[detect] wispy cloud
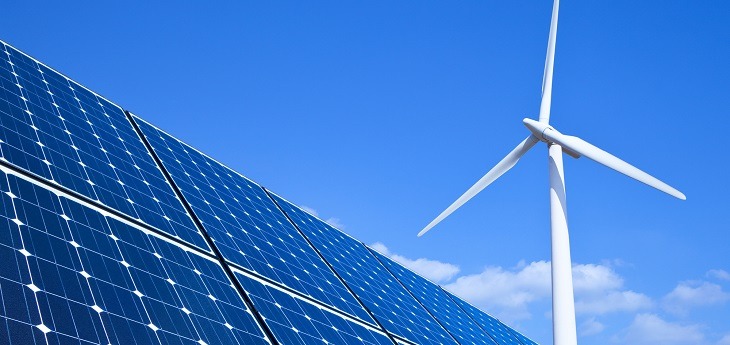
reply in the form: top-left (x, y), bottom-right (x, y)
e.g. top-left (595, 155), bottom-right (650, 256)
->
top-left (707, 269), bottom-right (730, 281)
top-left (300, 206), bottom-right (319, 217)
top-left (370, 243), bottom-right (460, 284)
top-left (300, 206), bottom-right (345, 229)
top-left (579, 317), bottom-right (605, 336)
top-left (662, 281), bottom-right (730, 316)
top-left (620, 313), bottom-right (705, 345)
top-left (325, 217), bottom-right (345, 229)
top-left (576, 290), bottom-right (653, 315)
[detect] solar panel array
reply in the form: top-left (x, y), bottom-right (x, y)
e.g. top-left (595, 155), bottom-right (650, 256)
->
top-left (0, 39), bottom-right (539, 345)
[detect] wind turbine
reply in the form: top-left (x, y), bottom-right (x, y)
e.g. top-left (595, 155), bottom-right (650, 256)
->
top-left (416, 1), bottom-right (685, 344)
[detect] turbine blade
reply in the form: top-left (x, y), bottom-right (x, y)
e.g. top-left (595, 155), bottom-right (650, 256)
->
top-left (418, 135), bottom-right (539, 237)
top-left (548, 132), bottom-right (686, 200)
top-left (538, 0), bottom-right (560, 124)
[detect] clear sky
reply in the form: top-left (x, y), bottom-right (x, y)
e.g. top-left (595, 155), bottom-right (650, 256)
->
top-left (3, 1), bottom-right (729, 344)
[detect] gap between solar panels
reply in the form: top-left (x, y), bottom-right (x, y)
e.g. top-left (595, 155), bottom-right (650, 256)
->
top-left (127, 113), bottom-right (400, 335)
top-left (0, 157), bottom-right (213, 261)
top-left (265, 187), bottom-right (402, 345)
top-left (125, 111), bottom-right (397, 345)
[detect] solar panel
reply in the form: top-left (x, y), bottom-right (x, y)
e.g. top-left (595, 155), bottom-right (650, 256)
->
top-left (269, 193), bottom-right (456, 345)
top-left (0, 41), bottom-right (207, 250)
top-left (0, 40), bottom-right (540, 345)
top-left (132, 117), bottom-right (375, 324)
top-left (0, 168), bottom-right (270, 344)
top-left (236, 272), bottom-right (394, 345)
top-left (444, 290), bottom-right (528, 345)
top-left (370, 249), bottom-right (499, 345)
top-left (508, 328), bottom-right (538, 345)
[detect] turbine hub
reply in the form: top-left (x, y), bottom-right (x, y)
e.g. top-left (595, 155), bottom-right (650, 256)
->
top-left (522, 118), bottom-right (555, 142)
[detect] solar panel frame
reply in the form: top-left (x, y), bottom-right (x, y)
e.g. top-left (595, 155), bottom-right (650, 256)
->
top-left (443, 289), bottom-right (530, 345)
top-left (0, 41), bottom-right (207, 250)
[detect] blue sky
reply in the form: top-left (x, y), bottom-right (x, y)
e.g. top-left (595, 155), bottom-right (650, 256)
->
top-left (3, 1), bottom-right (729, 344)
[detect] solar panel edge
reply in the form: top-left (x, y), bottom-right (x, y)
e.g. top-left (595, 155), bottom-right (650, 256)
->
top-left (264, 188), bottom-right (369, 246)
top-left (124, 111), bottom-right (283, 345)
top-left (440, 286), bottom-right (518, 345)
top-left (366, 246), bottom-right (470, 345)
top-left (442, 288), bottom-right (538, 345)
top-left (0, 40), bottom-right (209, 251)
top-left (368, 242), bottom-right (539, 345)
top-left (130, 113), bottom-right (262, 188)
top-left (0, 39), bottom-right (126, 123)
top-left (264, 187), bottom-right (399, 345)
top-left (131, 113), bottom-right (387, 328)
top-left (266, 193), bottom-right (458, 345)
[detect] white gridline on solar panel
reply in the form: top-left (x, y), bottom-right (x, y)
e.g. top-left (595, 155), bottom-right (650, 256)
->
top-left (0, 164), bottom-right (271, 344)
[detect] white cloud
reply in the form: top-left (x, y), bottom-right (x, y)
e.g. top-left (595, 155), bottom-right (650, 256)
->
top-left (663, 281), bottom-right (730, 316)
top-left (576, 290), bottom-right (653, 315)
top-left (579, 317), bottom-right (605, 336)
top-left (621, 313), bottom-right (705, 345)
top-left (371, 243), bottom-right (461, 284)
top-left (444, 261), bottom-right (551, 321)
top-left (444, 260), bottom-right (651, 322)
top-left (572, 263), bottom-right (624, 294)
top-left (707, 269), bottom-right (730, 281)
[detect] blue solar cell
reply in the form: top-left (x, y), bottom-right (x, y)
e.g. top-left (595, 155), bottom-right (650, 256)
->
top-left (444, 290), bottom-right (530, 345)
top-left (236, 272), bottom-right (393, 345)
top-left (0, 41), bottom-right (207, 250)
top-left (133, 117), bottom-right (374, 324)
top-left (270, 193), bottom-right (456, 345)
top-left (370, 249), bottom-right (499, 345)
top-left (508, 328), bottom-right (538, 345)
top-left (0, 169), bottom-right (270, 345)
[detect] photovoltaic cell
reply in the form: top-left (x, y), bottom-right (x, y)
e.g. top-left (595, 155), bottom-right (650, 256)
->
top-left (270, 193), bottom-right (456, 345)
top-left (133, 117), bottom-right (374, 324)
top-left (444, 290), bottom-right (527, 345)
top-left (0, 169), bottom-right (269, 345)
top-left (370, 249), bottom-right (498, 345)
top-left (0, 41), bottom-right (207, 250)
top-left (508, 328), bottom-right (538, 345)
top-left (236, 273), bottom-right (394, 345)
